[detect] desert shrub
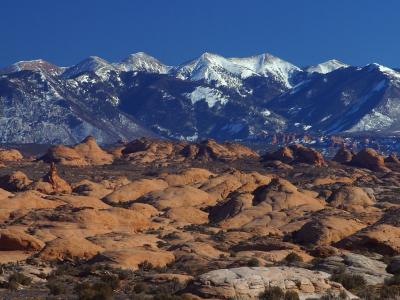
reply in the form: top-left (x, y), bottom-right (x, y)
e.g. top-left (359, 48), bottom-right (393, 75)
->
top-left (380, 285), bottom-right (400, 299)
top-left (330, 272), bottom-right (366, 291)
top-left (74, 281), bottom-right (114, 300)
top-left (52, 263), bottom-right (80, 277)
top-left (247, 258), bottom-right (260, 267)
top-left (47, 279), bottom-right (67, 295)
top-left (284, 252), bottom-right (303, 264)
top-left (355, 285), bottom-right (380, 300)
top-left (138, 260), bottom-right (154, 272)
top-left (318, 289), bottom-right (348, 300)
top-left (318, 290), bottom-right (348, 300)
top-left (7, 272), bottom-right (32, 290)
top-left (385, 273), bottom-right (400, 286)
top-left (101, 274), bottom-right (120, 290)
top-left (284, 290), bottom-right (300, 300)
top-left (133, 282), bottom-right (149, 294)
top-left (259, 286), bottom-right (285, 300)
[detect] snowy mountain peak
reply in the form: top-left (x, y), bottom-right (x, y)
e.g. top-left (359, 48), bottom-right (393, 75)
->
top-left (366, 63), bottom-right (400, 81)
top-left (0, 59), bottom-right (63, 76)
top-left (305, 59), bottom-right (348, 74)
top-left (229, 53), bottom-right (302, 87)
top-left (172, 52), bottom-right (301, 88)
top-left (118, 52), bottom-right (170, 74)
top-left (62, 56), bottom-right (117, 79)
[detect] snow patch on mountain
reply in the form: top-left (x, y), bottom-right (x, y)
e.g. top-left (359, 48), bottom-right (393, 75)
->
top-left (348, 110), bottom-right (394, 132)
top-left (185, 86), bottom-right (228, 107)
top-left (306, 59), bottom-right (348, 74)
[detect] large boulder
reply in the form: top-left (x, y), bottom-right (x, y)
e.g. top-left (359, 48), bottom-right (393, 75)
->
top-left (332, 147), bottom-right (354, 164)
top-left (0, 148), bottom-right (23, 161)
top-left (141, 186), bottom-right (214, 210)
top-left (293, 209), bottom-right (366, 246)
top-left (349, 148), bottom-right (390, 172)
top-left (252, 178), bottom-right (324, 211)
top-left (327, 186), bottom-right (376, 211)
top-left (41, 136), bottom-right (113, 166)
top-left (91, 248), bottom-right (175, 270)
top-left (72, 136), bottom-right (113, 165)
top-left (387, 256), bottom-right (400, 274)
top-left (385, 153), bottom-right (400, 164)
top-left (39, 236), bottom-right (103, 260)
top-left (0, 171), bottom-right (32, 192)
top-left (165, 207), bottom-right (208, 225)
top-left (41, 145), bottom-right (88, 166)
top-left (0, 229), bottom-right (45, 251)
top-left (193, 267), bottom-right (356, 299)
top-left (103, 178), bottom-right (168, 204)
top-left (337, 207), bottom-right (400, 255)
top-left (161, 168), bottom-right (214, 186)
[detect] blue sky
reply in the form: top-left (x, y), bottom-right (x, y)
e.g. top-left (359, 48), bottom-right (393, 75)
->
top-left (1, 0), bottom-right (399, 68)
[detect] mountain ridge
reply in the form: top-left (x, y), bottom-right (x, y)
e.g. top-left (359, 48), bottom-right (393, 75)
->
top-left (1, 51), bottom-right (400, 144)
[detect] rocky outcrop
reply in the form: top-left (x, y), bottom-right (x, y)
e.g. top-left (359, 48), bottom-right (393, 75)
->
top-left (72, 135), bottom-right (114, 165)
top-left (332, 147), bottom-right (354, 164)
top-left (327, 186), bottom-right (376, 211)
top-left (140, 186), bottom-right (214, 210)
top-left (337, 207), bottom-right (400, 255)
top-left (41, 136), bottom-right (113, 166)
top-left (316, 252), bottom-right (392, 285)
top-left (91, 248), bottom-right (175, 270)
top-left (182, 139), bottom-right (259, 161)
top-left (39, 236), bottom-right (104, 260)
top-left (0, 229), bottom-right (45, 251)
top-left (385, 153), bottom-right (400, 164)
top-left (0, 171), bottom-right (32, 192)
top-left (263, 144), bottom-right (326, 166)
top-left (103, 178), bottom-right (168, 204)
top-left (293, 209), bottom-right (366, 246)
top-left (31, 163), bottom-right (72, 194)
top-left (252, 178), bottom-right (324, 211)
top-left (161, 168), bottom-right (215, 186)
top-left (41, 145), bottom-right (88, 166)
top-left (121, 138), bottom-right (259, 164)
top-left (0, 148), bottom-right (23, 161)
top-left (349, 148), bottom-right (390, 172)
top-left (192, 267), bottom-right (356, 299)
top-left (387, 256), bottom-right (400, 274)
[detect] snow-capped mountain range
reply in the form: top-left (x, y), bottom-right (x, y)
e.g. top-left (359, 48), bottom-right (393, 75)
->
top-left (0, 51), bottom-right (399, 144)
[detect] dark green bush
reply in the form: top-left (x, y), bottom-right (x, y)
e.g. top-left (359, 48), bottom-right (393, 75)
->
top-left (380, 285), bottom-right (400, 299)
top-left (138, 260), bottom-right (154, 272)
top-left (247, 258), bottom-right (261, 267)
top-left (101, 274), bottom-right (120, 290)
top-left (330, 272), bottom-right (366, 291)
top-left (7, 272), bottom-right (32, 290)
top-left (74, 281), bottom-right (114, 300)
top-left (47, 280), bottom-right (66, 295)
top-left (133, 282), bottom-right (148, 294)
top-left (259, 286), bottom-right (285, 300)
top-left (284, 290), bottom-right (300, 300)
top-left (385, 273), bottom-right (400, 286)
top-left (284, 252), bottom-right (303, 264)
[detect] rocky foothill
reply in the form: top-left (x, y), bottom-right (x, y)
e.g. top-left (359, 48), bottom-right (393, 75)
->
top-left (0, 138), bottom-right (400, 299)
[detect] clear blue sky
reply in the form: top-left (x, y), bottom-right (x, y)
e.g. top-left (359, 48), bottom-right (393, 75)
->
top-left (1, 0), bottom-right (399, 68)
